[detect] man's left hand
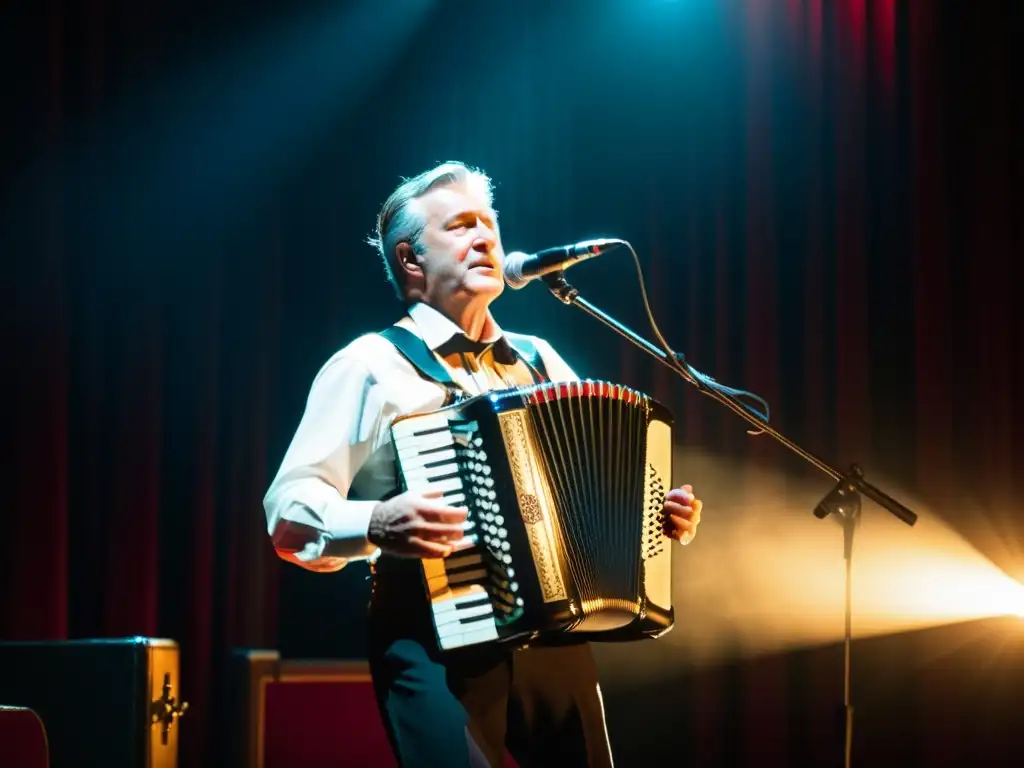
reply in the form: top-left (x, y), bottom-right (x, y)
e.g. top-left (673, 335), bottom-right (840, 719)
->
top-left (664, 485), bottom-right (702, 545)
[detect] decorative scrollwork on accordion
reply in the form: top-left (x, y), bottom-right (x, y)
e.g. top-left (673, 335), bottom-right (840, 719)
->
top-left (519, 495), bottom-right (542, 524)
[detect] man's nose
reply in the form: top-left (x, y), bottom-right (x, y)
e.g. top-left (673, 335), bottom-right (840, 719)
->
top-left (471, 227), bottom-right (496, 252)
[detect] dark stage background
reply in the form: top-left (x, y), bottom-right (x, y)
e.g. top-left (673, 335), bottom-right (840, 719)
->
top-left (2, 1), bottom-right (1022, 765)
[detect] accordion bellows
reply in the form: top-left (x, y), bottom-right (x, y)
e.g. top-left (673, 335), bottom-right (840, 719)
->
top-left (391, 379), bottom-right (675, 651)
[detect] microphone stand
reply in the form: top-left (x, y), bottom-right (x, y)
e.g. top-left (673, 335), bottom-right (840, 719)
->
top-left (542, 271), bottom-right (917, 768)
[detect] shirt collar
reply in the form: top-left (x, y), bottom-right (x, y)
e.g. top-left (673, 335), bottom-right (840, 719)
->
top-left (406, 302), bottom-right (499, 349)
top-left (407, 302), bottom-right (517, 364)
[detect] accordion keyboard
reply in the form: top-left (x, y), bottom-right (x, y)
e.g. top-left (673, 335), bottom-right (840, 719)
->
top-left (392, 411), bottom-right (501, 650)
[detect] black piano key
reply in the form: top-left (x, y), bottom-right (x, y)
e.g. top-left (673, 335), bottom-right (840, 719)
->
top-left (426, 470), bottom-right (461, 483)
top-left (458, 613), bottom-right (497, 626)
top-left (456, 596), bottom-right (492, 610)
top-left (410, 425), bottom-right (453, 438)
top-left (415, 445), bottom-right (451, 459)
top-left (424, 457), bottom-right (458, 469)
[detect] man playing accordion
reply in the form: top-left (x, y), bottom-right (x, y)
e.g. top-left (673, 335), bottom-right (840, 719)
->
top-left (264, 161), bottom-right (703, 767)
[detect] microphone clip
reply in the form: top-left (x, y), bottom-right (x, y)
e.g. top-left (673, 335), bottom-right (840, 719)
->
top-left (542, 271), bottom-right (579, 304)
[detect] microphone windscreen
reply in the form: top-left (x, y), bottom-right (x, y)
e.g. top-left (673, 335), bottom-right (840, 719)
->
top-left (502, 251), bottom-right (531, 289)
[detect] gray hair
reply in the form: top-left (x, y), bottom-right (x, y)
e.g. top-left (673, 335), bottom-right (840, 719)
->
top-left (367, 161), bottom-right (493, 300)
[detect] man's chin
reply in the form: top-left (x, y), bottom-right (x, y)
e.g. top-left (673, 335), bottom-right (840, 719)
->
top-left (465, 275), bottom-right (505, 298)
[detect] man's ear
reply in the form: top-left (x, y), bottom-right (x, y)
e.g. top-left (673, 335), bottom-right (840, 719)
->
top-left (395, 241), bottom-right (423, 283)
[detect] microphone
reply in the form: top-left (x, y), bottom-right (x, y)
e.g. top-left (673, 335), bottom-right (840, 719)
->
top-left (503, 238), bottom-right (624, 289)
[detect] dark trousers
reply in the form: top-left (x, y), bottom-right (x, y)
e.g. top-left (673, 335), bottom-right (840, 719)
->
top-left (368, 560), bottom-right (614, 768)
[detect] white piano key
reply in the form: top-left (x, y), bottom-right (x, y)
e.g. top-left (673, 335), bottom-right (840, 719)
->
top-left (431, 589), bottom-right (486, 610)
top-left (435, 612), bottom-right (495, 637)
top-left (432, 597), bottom-right (491, 621)
top-left (433, 476), bottom-right (465, 494)
top-left (397, 447), bottom-right (455, 466)
top-left (392, 414), bottom-right (451, 438)
top-left (431, 584), bottom-right (488, 612)
top-left (434, 599), bottom-right (494, 625)
top-left (394, 427), bottom-right (453, 444)
top-left (396, 432), bottom-right (455, 457)
top-left (402, 476), bottom-right (463, 495)
top-left (398, 447), bottom-right (458, 469)
top-left (401, 465), bottom-right (461, 484)
top-left (433, 599), bottom-right (489, 627)
top-left (439, 623), bottom-right (500, 650)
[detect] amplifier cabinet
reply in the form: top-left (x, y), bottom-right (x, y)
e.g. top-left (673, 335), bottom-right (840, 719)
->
top-left (229, 650), bottom-right (394, 768)
top-left (0, 637), bottom-right (186, 768)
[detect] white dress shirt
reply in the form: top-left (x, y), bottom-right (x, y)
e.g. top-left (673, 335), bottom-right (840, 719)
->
top-left (263, 302), bottom-right (578, 572)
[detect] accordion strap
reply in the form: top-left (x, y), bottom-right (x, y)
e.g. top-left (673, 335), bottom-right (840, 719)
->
top-left (504, 332), bottom-right (549, 384)
top-left (377, 326), bottom-right (550, 400)
top-left (378, 325), bottom-right (460, 391)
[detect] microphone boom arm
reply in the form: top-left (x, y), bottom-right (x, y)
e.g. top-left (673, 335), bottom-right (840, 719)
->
top-left (541, 270), bottom-right (918, 527)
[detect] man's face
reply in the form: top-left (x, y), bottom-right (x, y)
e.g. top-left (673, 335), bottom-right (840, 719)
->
top-left (407, 181), bottom-right (505, 303)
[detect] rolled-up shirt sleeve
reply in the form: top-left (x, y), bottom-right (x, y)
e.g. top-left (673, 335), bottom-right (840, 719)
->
top-left (263, 352), bottom-right (388, 572)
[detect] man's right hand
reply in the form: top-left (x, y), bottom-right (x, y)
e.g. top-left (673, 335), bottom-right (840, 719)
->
top-left (368, 488), bottom-right (469, 558)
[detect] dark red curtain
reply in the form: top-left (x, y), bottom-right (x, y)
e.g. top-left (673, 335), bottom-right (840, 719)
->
top-left (3, 1), bottom-right (1021, 765)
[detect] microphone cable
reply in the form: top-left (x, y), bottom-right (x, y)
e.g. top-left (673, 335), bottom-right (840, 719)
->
top-left (619, 241), bottom-right (771, 435)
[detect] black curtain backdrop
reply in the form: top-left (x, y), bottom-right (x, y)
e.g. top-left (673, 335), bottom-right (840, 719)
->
top-left (3, 1), bottom-right (1021, 765)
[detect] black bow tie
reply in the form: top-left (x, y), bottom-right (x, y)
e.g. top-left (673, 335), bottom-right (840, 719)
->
top-left (435, 334), bottom-right (519, 365)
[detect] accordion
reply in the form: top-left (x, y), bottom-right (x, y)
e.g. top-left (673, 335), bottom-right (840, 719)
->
top-left (390, 379), bottom-right (675, 651)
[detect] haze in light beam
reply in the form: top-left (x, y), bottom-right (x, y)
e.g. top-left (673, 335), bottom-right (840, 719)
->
top-left (593, 448), bottom-right (1024, 687)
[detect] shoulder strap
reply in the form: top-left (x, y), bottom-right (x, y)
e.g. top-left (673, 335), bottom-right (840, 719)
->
top-left (378, 326), bottom-right (459, 390)
top-left (379, 325), bottom-right (550, 390)
top-left (505, 332), bottom-right (549, 383)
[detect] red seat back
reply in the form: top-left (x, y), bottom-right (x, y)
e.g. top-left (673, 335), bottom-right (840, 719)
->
top-left (0, 706), bottom-right (50, 768)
